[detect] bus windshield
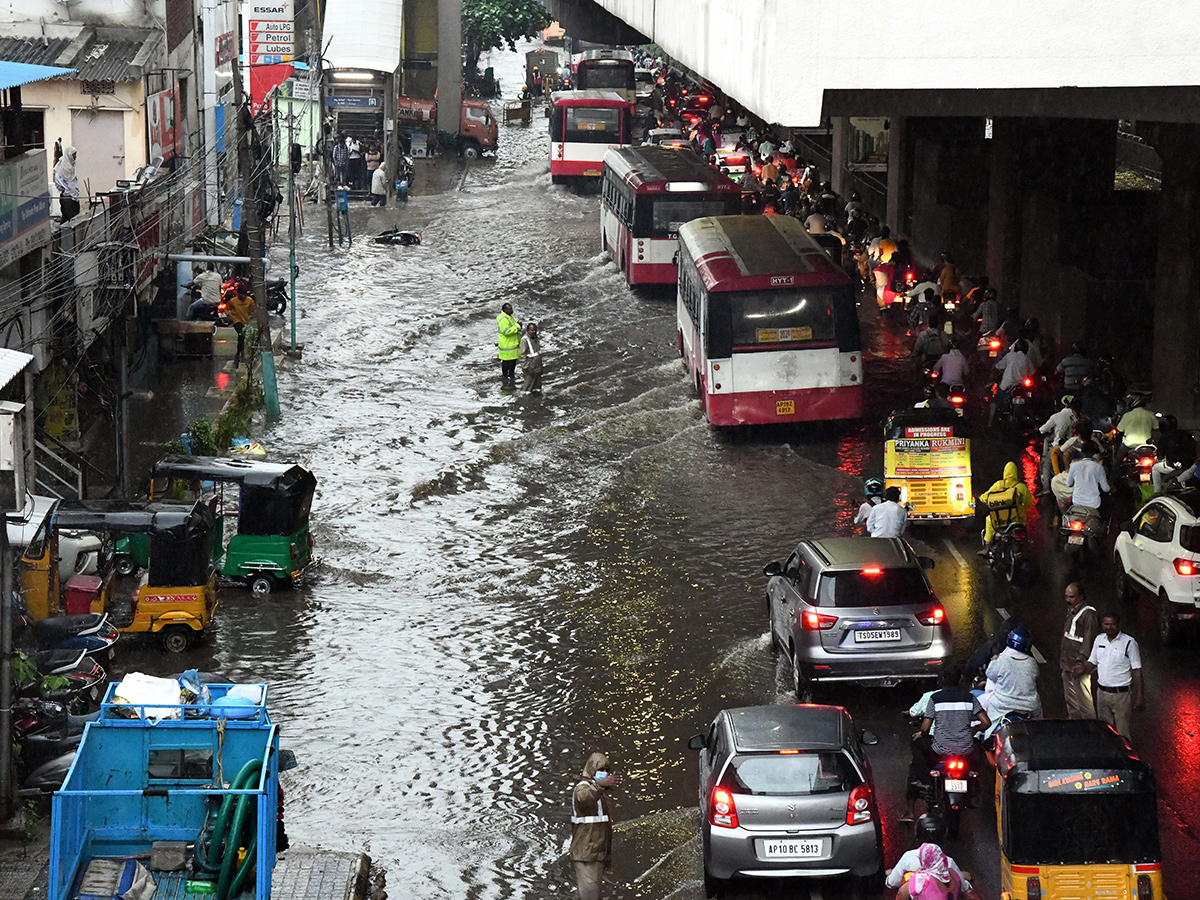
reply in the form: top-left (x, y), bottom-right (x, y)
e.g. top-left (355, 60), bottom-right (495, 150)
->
top-left (565, 107), bottom-right (625, 143)
top-left (644, 197), bottom-right (739, 239)
top-left (1006, 792), bottom-right (1160, 865)
top-left (581, 64), bottom-right (633, 90)
top-left (724, 288), bottom-right (837, 348)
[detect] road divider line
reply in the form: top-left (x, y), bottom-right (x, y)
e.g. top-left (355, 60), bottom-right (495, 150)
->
top-left (942, 537), bottom-right (968, 569)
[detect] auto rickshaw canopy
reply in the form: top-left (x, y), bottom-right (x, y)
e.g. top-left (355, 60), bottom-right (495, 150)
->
top-left (994, 719), bottom-right (1161, 867)
top-left (884, 406), bottom-right (968, 440)
top-left (50, 499), bottom-right (215, 588)
top-left (152, 456), bottom-right (316, 537)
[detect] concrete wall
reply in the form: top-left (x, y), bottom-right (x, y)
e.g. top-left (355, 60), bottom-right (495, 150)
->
top-left (435, 0), bottom-right (462, 137)
top-left (11, 0), bottom-right (161, 26)
top-left (591, 0), bottom-right (1200, 125)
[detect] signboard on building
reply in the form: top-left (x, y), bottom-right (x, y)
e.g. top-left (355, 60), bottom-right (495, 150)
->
top-left (248, 0), bottom-right (294, 66)
top-left (0, 150), bottom-right (51, 271)
top-left (147, 86), bottom-right (180, 162)
top-left (216, 30), bottom-right (236, 67)
top-left (326, 96), bottom-right (381, 108)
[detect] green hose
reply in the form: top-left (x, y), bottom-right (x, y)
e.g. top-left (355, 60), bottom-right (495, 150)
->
top-left (196, 758), bottom-right (263, 898)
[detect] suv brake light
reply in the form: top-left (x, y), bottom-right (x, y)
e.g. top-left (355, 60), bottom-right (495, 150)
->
top-left (710, 786), bottom-right (738, 828)
top-left (802, 611), bottom-right (838, 631)
top-left (1174, 558), bottom-right (1197, 576)
top-left (846, 783), bottom-right (874, 825)
top-left (917, 607), bottom-right (945, 626)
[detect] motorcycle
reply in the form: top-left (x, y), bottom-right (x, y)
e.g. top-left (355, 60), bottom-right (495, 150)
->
top-left (977, 330), bottom-right (1004, 360)
top-left (948, 382), bottom-right (967, 416)
top-left (17, 750), bottom-right (77, 798)
top-left (1122, 442), bottom-right (1157, 490)
top-left (17, 649), bottom-right (107, 713)
top-left (13, 697), bottom-right (97, 773)
top-left (991, 376), bottom-right (1044, 432)
top-left (373, 229), bottom-right (422, 246)
top-left (27, 612), bottom-right (120, 663)
top-left (1060, 504), bottom-right (1107, 557)
top-left (919, 753), bottom-right (980, 841)
top-left (985, 522), bottom-right (1028, 584)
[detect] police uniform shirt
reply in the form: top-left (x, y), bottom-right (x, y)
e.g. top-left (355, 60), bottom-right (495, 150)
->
top-left (1087, 631), bottom-right (1142, 688)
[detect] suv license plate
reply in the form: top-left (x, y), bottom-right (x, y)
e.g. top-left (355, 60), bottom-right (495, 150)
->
top-left (776, 400), bottom-right (795, 416)
top-left (761, 839), bottom-right (821, 859)
top-left (855, 628), bottom-right (902, 643)
top-left (945, 778), bottom-right (968, 793)
top-left (1067, 534), bottom-right (1085, 546)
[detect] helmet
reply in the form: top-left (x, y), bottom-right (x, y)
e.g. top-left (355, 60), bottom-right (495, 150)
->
top-left (983, 287), bottom-right (998, 301)
top-left (1007, 626), bottom-right (1034, 655)
top-left (864, 477), bottom-right (884, 498)
top-left (916, 813), bottom-right (945, 843)
top-left (1160, 414), bottom-right (1178, 433)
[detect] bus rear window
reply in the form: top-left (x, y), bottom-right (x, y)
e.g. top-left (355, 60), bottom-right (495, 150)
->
top-left (816, 568), bottom-right (932, 608)
top-left (581, 65), bottom-right (632, 90)
top-left (566, 108), bottom-right (621, 142)
top-left (646, 197), bottom-right (740, 239)
top-left (729, 289), bottom-right (836, 347)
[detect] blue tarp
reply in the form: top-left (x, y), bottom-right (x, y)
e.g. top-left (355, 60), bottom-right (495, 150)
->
top-left (0, 59), bottom-right (75, 90)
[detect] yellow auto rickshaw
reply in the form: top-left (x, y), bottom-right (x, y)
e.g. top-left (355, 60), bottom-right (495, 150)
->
top-left (21, 500), bottom-right (218, 652)
top-left (994, 719), bottom-right (1168, 900)
top-left (884, 407), bottom-right (974, 521)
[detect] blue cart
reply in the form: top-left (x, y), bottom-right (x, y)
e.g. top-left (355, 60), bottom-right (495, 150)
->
top-left (51, 681), bottom-right (284, 900)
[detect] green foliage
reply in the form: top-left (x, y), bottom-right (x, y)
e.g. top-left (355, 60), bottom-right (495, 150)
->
top-left (462, 0), bottom-right (550, 74)
top-left (23, 798), bottom-right (40, 843)
top-left (216, 376), bottom-right (264, 451)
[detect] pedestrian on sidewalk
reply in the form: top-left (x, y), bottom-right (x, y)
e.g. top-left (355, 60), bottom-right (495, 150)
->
top-left (496, 303), bottom-right (521, 382)
top-left (1084, 613), bottom-right (1143, 739)
top-left (519, 322), bottom-right (543, 392)
top-left (54, 145), bottom-right (80, 222)
top-left (225, 281), bottom-right (256, 368)
top-left (332, 136), bottom-right (349, 187)
top-left (1060, 583), bottom-right (1099, 719)
top-left (570, 752), bottom-right (621, 900)
top-left (370, 162), bottom-right (388, 207)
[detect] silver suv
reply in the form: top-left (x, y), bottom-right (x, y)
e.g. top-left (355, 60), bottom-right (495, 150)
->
top-left (764, 537), bottom-right (952, 700)
top-left (688, 704), bottom-right (883, 896)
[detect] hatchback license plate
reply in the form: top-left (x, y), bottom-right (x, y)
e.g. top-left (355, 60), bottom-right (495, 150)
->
top-left (761, 839), bottom-right (821, 859)
top-left (1067, 534), bottom-right (1084, 546)
top-left (855, 628), bottom-right (901, 643)
top-left (945, 778), bottom-right (968, 793)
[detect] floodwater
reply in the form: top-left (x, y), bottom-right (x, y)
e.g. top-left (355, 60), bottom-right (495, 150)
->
top-left (114, 40), bottom-right (1200, 900)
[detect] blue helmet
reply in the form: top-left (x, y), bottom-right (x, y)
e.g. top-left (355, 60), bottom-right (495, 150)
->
top-left (1007, 626), bottom-right (1034, 655)
top-left (864, 477), bottom-right (885, 498)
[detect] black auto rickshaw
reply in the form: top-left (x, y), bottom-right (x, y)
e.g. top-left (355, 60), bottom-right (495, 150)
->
top-left (21, 500), bottom-right (218, 652)
top-left (149, 456), bottom-right (317, 597)
top-left (994, 719), bottom-right (1168, 900)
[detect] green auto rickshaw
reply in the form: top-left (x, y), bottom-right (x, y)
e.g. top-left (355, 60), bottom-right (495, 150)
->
top-left (142, 456), bottom-right (317, 598)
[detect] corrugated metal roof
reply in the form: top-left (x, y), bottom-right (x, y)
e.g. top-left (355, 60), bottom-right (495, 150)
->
top-left (0, 28), bottom-right (159, 84)
top-left (0, 349), bottom-right (34, 393)
top-left (324, 0), bottom-right (403, 73)
top-left (73, 33), bottom-right (157, 83)
top-left (0, 59), bottom-right (75, 90)
top-left (0, 38), bottom-right (73, 68)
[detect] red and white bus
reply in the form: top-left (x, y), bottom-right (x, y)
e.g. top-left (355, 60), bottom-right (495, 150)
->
top-left (548, 91), bottom-right (636, 183)
top-left (575, 48), bottom-right (637, 104)
top-left (677, 215), bottom-right (864, 426)
top-left (600, 146), bottom-right (740, 286)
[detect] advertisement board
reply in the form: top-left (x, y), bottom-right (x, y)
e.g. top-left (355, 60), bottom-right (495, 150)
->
top-left (0, 151), bottom-right (51, 271)
top-left (247, 0), bottom-right (294, 66)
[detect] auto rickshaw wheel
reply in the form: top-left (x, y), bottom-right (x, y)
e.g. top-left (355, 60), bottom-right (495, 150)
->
top-left (160, 625), bottom-right (195, 653)
top-left (250, 574), bottom-right (275, 598)
top-left (115, 554), bottom-right (136, 576)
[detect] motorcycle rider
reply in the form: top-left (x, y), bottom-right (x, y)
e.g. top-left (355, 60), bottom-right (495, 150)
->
top-left (1150, 414), bottom-right (1198, 491)
top-left (185, 264), bottom-right (224, 320)
top-left (1055, 342), bottom-right (1095, 397)
top-left (867, 486), bottom-right (908, 538)
top-left (887, 832), bottom-right (973, 894)
top-left (854, 477), bottom-right (885, 527)
top-left (1065, 440), bottom-right (1110, 515)
top-left (977, 461), bottom-right (1035, 555)
top-left (1039, 397), bottom-right (1083, 493)
top-left (982, 627), bottom-right (1042, 735)
top-left (913, 315), bottom-right (950, 365)
top-left (1077, 374), bottom-right (1116, 432)
top-left (987, 339), bottom-right (1035, 429)
top-left (973, 287), bottom-right (1001, 336)
top-left (932, 341), bottom-right (969, 385)
top-left (904, 668), bottom-right (990, 823)
top-left (1116, 390), bottom-right (1155, 470)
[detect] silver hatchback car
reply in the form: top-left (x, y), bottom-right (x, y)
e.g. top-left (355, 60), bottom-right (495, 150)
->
top-left (688, 705), bottom-right (883, 896)
top-left (764, 537), bottom-right (952, 700)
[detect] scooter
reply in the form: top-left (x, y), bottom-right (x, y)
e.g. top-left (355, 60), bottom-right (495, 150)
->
top-left (17, 751), bottom-right (77, 797)
top-left (28, 612), bottom-right (120, 663)
top-left (1060, 505), bottom-right (1107, 557)
top-left (977, 331), bottom-right (1004, 360)
top-left (373, 229), bottom-right (422, 246)
top-left (13, 697), bottom-right (97, 772)
top-left (919, 754), bottom-right (980, 841)
top-left (17, 649), bottom-right (107, 713)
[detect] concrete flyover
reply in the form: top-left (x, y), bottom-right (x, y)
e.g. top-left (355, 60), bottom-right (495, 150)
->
top-left (557, 0), bottom-right (1200, 424)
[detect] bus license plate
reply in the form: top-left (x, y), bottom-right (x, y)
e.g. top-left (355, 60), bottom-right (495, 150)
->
top-left (945, 779), bottom-right (968, 793)
top-left (776, 400), bottom-right (795, 416)
top-left (1067, 534), bottom-right (1085, 546)
top-left (761, 839), bottom-right (821, 859)
top-left (855, 629), bottom-right (901, 643)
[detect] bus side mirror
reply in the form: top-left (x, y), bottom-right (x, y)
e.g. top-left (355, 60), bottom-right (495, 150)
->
top-left (687, 734), bottom-right (705, 750)
top-left (861, 730), bottom-right (878, 746)
top-left (919, 556), bottom-right (935, 570)
top-left (763, 561), bottom-right (783, 578)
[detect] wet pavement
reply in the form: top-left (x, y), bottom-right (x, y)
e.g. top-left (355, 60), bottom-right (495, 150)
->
top-left (107, 40), bottom-right (1200, 900)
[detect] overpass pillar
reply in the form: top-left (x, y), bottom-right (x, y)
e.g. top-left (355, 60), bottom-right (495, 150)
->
top-left (831, 117), bottom-right (850, 199)
top-left (886, 116), bottom-right (910, 236)
top-left (1150, 124), bottom-right (1200, 425)
top-left (986, 118), bottom-right (1023, 308)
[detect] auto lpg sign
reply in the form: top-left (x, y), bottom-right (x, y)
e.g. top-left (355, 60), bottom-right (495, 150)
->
top-left (248, 0), bottom-right (294, 65)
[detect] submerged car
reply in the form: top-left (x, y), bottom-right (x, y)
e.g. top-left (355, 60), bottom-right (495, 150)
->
top-left (764, 537), bottom-right (951, 700)
top-left (689, 704), bottom-right (883, 895)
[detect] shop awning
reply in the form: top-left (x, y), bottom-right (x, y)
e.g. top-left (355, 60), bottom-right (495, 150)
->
top-left (0, 348), bottom-right (34, 392)
top-left (0, 59), bottom-right (75, 91)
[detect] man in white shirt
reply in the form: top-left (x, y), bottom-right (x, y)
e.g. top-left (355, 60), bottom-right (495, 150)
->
top-left (1084, 614), bottom-right (1143, 739)
top-left (988, 339), bottom-right (1035, 428)
top-left (1038, 398), bottom-right (1081, 494)
top-left (1065, 443), bottom-right (1110, 512)
top-left (185, 265), bottom-right (224, 319)
top-left (867, 487), bottom-right (907, 538)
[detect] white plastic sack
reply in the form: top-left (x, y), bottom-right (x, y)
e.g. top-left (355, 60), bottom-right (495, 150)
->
top-left (111, 672), bottom-right (183, 722)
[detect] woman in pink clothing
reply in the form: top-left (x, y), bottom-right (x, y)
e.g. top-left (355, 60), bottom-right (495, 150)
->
top-left (896, 844), bottom-right (964, 900)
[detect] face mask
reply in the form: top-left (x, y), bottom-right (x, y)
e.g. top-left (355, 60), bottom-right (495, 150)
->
top-left (594, 770), bottom-right (608, 782)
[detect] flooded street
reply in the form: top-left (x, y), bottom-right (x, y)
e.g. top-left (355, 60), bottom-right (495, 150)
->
top-left (112, 41), bottom-right (1200, 900)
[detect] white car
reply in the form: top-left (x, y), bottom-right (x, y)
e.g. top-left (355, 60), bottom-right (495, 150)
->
top-left (8, 493), bottom-right (102, 582)
top-left (1113, 490), bottom-right (1200, 643)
